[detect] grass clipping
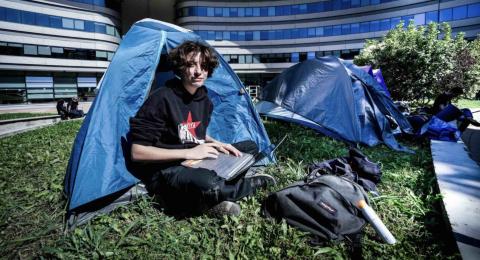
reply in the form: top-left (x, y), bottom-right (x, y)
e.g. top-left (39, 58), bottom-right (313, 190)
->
top-left (0, 120), bottom-right (459, 259)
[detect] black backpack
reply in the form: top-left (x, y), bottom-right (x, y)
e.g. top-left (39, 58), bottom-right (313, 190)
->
top-left (262, 175), bottom-right (369, 243)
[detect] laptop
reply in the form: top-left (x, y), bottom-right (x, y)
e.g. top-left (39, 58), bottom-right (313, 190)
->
top-left (181, 135), bottom-right (288, 181)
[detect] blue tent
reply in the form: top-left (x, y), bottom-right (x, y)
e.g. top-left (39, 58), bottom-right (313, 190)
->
top-left (256, 56), bottom-right (412, 152)
top-left (64, 19), bottom-right (274, 227)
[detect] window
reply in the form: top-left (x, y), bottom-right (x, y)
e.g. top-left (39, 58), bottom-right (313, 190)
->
top-left (351, 0), bottom-right (361, 8)
top-left (260, 7), bottom-right (268, 16)
top-left (0, 7), bottom-right (5, 21)
top-left (275, 30), bottom-right (282, 40)
top-left (299, 4), bottom-right (307, 14)
top-left (351, 23), bottom-right (360, 33)
top-left (268, 7), bottom-right (275, 16)
top-left (62, 18), bottom-right (74, 29)
top-left (223, 31), bottom-right (230, 40)
top-left (370, 20), bottom-right (380, 31)
top-left (283, 29), bottom-right (291, 39)
top-left (22, 11), bottom-right (35, 25)
top-left (96, 50), bottom-right (107, 59)
top-left (24, 45), bottom-right (37, 55)
top-left (291, 52), bottom-right (299, 63)
top-left (207, 31), bottom-right (214, 40)
top-left (341, 24), bottom-right (350, 34)
top-left (426, 11), bottom-right (438, 23)
top-left (268, 30), bottom-right (275, 40)
top-left (223, 8), bottom-right (229, 17)
top-left (229, 8), bottom-right (237, 17)
top-left (245, 31), bottom-right (253, 41)
top-left (238, 31), bottom-right (245, 41)
top-left (308, 28), bottom-right (315, 37)
top-left (239, 55), bottom-right (245, 64)
top-left (38, 46), bottom-right (51, 56)
top-left (307, 52), bottom-right (315, 60)
top-left (390, 17), bottom-right (401, 28)
top-left (332, 25), bottom-right (341, 36)
top-left (106, 25), bottom-right (115, 35)
top-left (84, 21), bottom-right (95, 32)
top-left (198, 7), bottom-right (207, 16)
top-left (380, 19), bottom-right (390, 30)
top-left (413, 13), bottom-right (425, 25)
top-left (260, 31), bottom-right (268, 41)
top-left (452, 5), bottom-right (467, 20)
top-left (215, 31), bottom-right (222, 41)
top-left (299, 28), bottom-right (308, 38)
top-left (245, 8), bottom-right (253, 17)
top-left (361, 0), bottom-right (370, 7)
top-left (315, 27), bottom-right (324, 36)
top-left (207, 7), bottom-right (214, 17)
top-left (245, 55), bottom-right (252, 63)
top-left (324, 26), bottom-right (333, 36)
top-left (74, 20), bottom-right (84, 30)
top-left (214, 8), bottom-right (222, 17)
top-left (230, 31), bottom-right (238, 41)
top-left (238, 8), bottom-right (245, 17)
top-left (35, 13), bottom-right (49, 26)
top-left (107, 52), bottom-right (114, 61)
top-left (468, 3), bottom-right (480, 18)
top-left (6, 8), bottom-right (21, 23)
top-left (360, 22), bottom-right (370, 33)
top-left (253, 31), bottom-right (260, 41)
top-left (253, 8), bottom-right (260, 17)
top-left (50, 16), bottom-right (62, 28)
top-left (95, 23), bottom-right (106, 34)
top-left (439, 8), bottom-right (452, 22)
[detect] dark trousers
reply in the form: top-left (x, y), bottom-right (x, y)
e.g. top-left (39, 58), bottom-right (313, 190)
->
top-left (148, 140), bottom-right (259, 216)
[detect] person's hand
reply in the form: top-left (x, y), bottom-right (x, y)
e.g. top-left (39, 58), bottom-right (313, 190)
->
top-left (185, 143), bottom-right (221, 160)
top-left (216, 143), bottom-right (242, 157)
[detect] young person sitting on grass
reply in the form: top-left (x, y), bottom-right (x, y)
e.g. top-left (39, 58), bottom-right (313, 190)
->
top-left (129, 41), bottom-right (275, 217)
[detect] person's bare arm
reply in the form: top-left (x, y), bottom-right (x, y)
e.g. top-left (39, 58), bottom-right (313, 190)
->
top-left (131, 142), bottom-right (223, 162)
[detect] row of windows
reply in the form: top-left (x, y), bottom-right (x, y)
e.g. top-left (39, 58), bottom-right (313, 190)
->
top-left (0, 72), bottom-right (101, 102)
top-left (0, 42), bottom-right (115, 61)
top-left (0, 7), bottom-right (121, 37)
top-left (195, 4), bottom-right (480, 41)
top-left (222, 49), bottom-right (360, 64)
top-left (178, 0), bottom-right (398, 18)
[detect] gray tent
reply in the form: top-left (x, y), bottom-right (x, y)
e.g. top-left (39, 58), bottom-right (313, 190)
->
top-left (256, 56), bottom-right (412, 152)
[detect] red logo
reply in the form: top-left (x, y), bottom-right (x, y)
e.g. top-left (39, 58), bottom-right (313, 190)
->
top-left (181, 111), bottom-right (201, 138)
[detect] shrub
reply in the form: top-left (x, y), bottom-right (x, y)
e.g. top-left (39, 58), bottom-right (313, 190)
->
top-left (354, 21), bottom-right (480, 104)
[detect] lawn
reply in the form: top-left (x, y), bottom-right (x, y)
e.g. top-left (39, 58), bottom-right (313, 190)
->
top-left (0, 119), bottom-right (459, 259)
top-left (0, 112), bottom-right (57, 121)
top-left (455, 99), bottom-right (480, 109)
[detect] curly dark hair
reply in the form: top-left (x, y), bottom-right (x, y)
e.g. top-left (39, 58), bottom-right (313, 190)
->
top-left (168, 41), bottom-right (219, 78)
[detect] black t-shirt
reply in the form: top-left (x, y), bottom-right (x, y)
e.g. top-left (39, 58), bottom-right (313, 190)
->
top-left (130, 78), bottom-right (213, 150)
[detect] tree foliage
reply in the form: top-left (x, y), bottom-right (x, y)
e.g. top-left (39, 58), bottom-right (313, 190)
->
top-left (354, 21), bottom-right (480, 104)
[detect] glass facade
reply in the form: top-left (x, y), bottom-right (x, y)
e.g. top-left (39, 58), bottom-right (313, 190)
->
top-left (195, 4), bottom-right (480, 41)
top-left (0, 71), bottom-right (101, 103)
top-left (178, 0), bottom-right (399, 18)
top-left (0, 42), bottom-right (115, 61)
top-left (222, 49), bottom-right (360, 64)
top-left (0, 7), bottom-right (121, 37)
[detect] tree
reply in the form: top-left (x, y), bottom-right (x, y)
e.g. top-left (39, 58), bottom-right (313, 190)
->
top-left (354, 21), bottom-right (480, 104)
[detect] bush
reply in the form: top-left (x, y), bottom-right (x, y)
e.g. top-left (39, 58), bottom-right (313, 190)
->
top-left (354, 21), bottom-right (480, 104)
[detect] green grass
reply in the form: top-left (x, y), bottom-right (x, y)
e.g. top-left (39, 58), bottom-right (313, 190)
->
top-left (0, 112), bottom-right (56, 121)
top-left (455, 99), bottom-right (480, 109)
top-left (0, 120), bottom-right (460, 259)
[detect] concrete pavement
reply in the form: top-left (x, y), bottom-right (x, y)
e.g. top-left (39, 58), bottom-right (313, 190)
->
top-left (0, 102), bottom-right (92, 114)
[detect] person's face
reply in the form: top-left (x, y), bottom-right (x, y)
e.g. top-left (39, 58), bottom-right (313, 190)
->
top-left (182, 52), bottom-right (208, 90)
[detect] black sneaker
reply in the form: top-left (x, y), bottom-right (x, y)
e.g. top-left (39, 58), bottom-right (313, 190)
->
top-left (207, 201), bottom-right (241, 218)
top-left (247, 173), bottom-right (277, 190)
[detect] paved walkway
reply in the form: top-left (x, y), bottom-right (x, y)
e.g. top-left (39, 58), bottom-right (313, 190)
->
top-left (431, 108), bottom-right (480, 260)
top-left (0, 102), bottom-right (92, 114)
